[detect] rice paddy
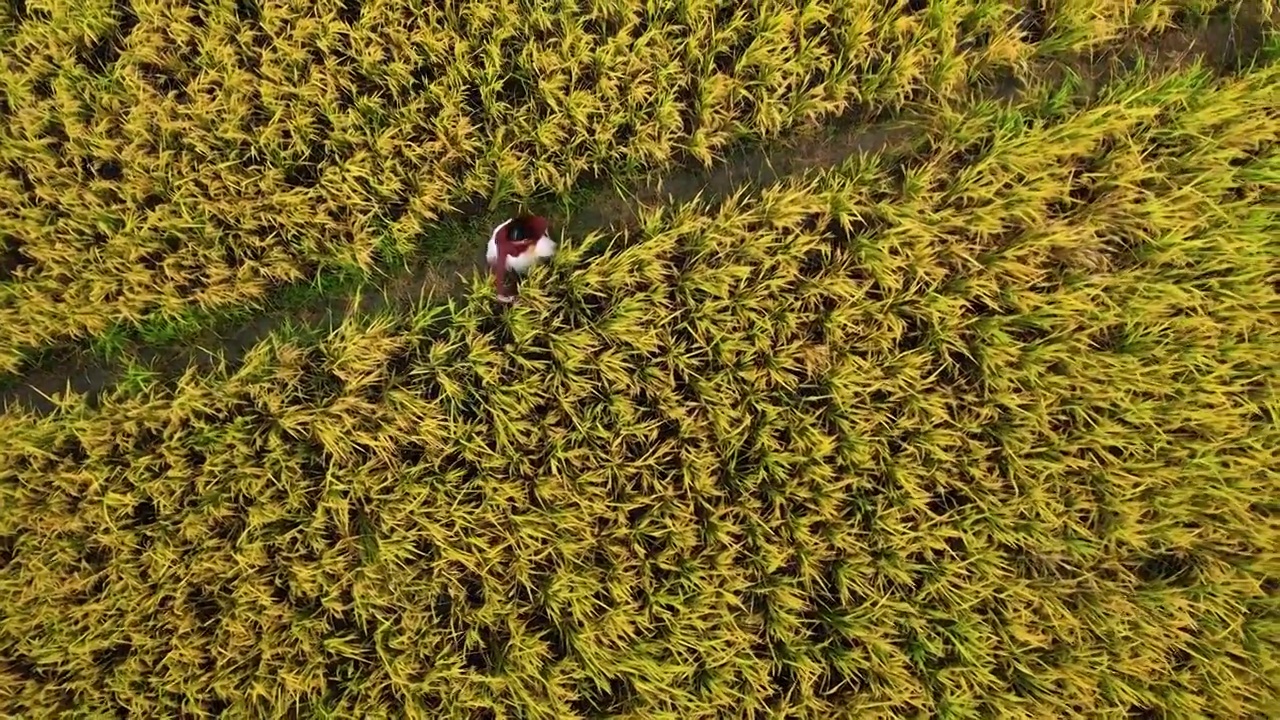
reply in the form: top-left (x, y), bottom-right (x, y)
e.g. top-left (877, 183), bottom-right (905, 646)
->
top-left (0, 0), bottom-right (1256, 373)
top-left (2, 44), bottom-right (1277, 717)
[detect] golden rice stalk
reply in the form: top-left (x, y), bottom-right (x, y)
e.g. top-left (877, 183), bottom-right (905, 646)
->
top-left (2, 0), bottom-right (1256, 373)
top-left (2, 58), bottom-right (1278, 717)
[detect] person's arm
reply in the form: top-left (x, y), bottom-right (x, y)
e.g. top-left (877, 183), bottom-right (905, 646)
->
top-left (493, 259), bottom-right (511, 302)
top-left (492, 226), bottom-right (515, 303)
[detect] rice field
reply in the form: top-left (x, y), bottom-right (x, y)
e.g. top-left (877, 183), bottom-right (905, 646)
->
top-left (1, 55), bottom-right (1277, 716)
top-left (0, 0), bottom-right (1255, 373)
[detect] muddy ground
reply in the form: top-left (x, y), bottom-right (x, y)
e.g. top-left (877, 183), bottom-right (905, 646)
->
top-left (0, 12), bottom-right (1271, 414)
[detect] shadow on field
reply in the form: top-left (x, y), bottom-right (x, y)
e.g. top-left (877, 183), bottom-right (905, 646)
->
top-left (0, 11), bottom-right (1271, 415)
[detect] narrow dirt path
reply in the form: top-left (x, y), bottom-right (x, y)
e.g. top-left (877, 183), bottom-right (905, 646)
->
top-left (378, 117), bottom-right (914, 306)
top-left (0, 12), bottom-right (1269, 415)
top-left (2, 117), bottom-right (920, 414)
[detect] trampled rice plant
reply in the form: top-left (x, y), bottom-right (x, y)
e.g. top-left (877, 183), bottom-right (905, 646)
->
top-left (1, 61), bottom-right (1278, 717)
top-left (0, 0), bottom-right (1257, 373)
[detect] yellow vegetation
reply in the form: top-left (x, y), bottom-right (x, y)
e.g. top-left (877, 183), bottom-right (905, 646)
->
top-left (0, 0), bottom-right (1231, 372)
top-left (1, 61), bottom-right (1277, 716)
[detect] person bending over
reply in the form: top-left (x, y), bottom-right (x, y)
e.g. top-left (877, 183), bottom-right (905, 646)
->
top-left (487, 213), bottom-right (555, 304)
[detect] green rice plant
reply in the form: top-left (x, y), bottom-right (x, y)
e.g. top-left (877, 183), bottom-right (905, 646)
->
top-left (0, 60), bottom-right (1277, 717)
top-left (0, 0), bottom-right (1260, 374)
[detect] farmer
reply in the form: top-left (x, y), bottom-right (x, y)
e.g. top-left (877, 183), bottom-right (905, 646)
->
top-left (487, 212), bottom-right (556, 304)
